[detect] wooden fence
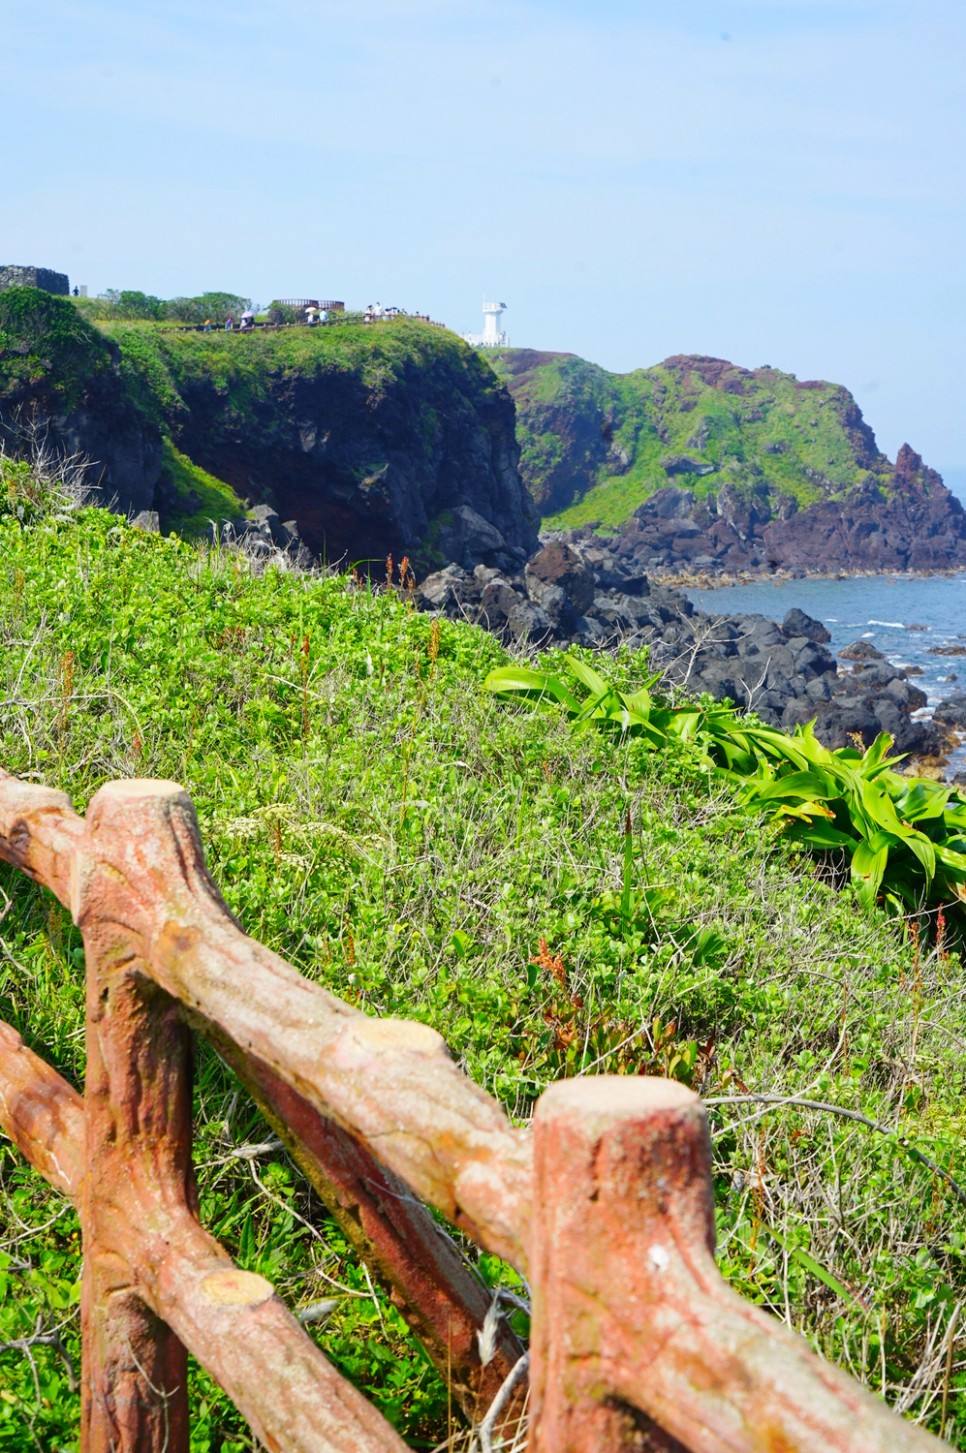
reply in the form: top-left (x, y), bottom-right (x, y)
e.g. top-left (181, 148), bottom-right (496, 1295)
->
top-left (0, 767), bottom-right (948, 1451)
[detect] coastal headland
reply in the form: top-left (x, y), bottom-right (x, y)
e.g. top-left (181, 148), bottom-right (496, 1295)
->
top-left (1, 284), bottom-right (960, 765)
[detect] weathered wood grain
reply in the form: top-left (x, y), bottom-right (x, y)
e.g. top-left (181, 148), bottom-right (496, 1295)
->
top-left (0, 1018), bottom-right (407, 1453)
top-left (529, 1076), bottom-right (945, 1453)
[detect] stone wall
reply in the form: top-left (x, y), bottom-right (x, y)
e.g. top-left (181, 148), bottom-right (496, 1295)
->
top-left (0, 265), bottom-right (69, 295)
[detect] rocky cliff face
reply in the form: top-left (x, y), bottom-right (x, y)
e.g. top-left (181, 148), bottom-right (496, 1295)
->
top-left (0, 291), bottom-right (538, 569)
top-left (160, 331), bottom-right (538, 570)
top-left (0, 288), bottom-right (162, 513)
top-left (491, 349), bottom-right (966, 577)
top-left (614, 444), bottom-right (966, 575)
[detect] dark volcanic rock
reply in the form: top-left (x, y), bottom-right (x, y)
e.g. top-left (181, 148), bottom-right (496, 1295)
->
top-left (661, 454), bottom-right (715, 477)
top-left (935, 695), bottom-right (966, 730)
top-left (610, 456), bottom-right (966, 579)
top-left (783, 608), bottom-right (831, 644)
top-left (839, 640), bottom-right (886, 661)
top-left (172, 345), bottom-right (538, 571)
top-left (435, 505), bottom-right (508, 569)
top-left (525, 541), bottom-right (596, 627)
top-left (419, 530), bottom-right (937, 759)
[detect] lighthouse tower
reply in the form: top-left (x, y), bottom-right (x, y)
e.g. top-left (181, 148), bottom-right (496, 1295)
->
top-left (463, 298), bottom-right (509, 348)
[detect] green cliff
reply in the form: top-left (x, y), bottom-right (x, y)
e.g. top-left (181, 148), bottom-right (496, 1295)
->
top-left (0, 289), bottom-right (537, 567)
top-left (490, 349), bottom-right (894, 524)
top-left (488, 348), bottom-right (966, 574)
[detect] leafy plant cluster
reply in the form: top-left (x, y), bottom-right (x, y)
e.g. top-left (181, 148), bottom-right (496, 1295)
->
top-left (73, 290), bottom-right (253, 326)
top-left (0, 288), bottom-right (112, 411)
top-left (487, 654), bottom-right (966, 937)
top-left (0, 487), bottom-right (964, 1446)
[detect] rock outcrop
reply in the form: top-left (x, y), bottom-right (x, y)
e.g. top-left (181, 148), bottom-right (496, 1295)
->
top-left (0, 287), bottom-right (162, 513)
top-left (490, 349), bottom-right (966, 577)
top-left (418, 537), bottom-right (940, 758)
top-left (0, 265), bottom-right (69, 296)
top-left (614, 448), bottom-right (966, 576)
top-left (166, 331), bottom-right (538, 569)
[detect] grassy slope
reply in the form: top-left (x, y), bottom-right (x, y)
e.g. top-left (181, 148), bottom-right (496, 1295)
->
top-left (488, 350), bottom-right (893, 529)
top-left (1, 483), bottom-right (965, 1445)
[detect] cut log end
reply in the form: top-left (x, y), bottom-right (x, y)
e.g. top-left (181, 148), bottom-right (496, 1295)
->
top-left (536, 1075), bottom-right (700, 1129)
top-left (200, 1269), bottom-right (276, 1308)
top-left (88, 779), bottom-right (192, 809)
top-left (350, 1015), bottom-right (447, 1055)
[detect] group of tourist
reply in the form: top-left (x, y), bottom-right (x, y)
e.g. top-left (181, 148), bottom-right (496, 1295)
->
top-left (196, 301), bottom-right (414, 334)
top-left (202, 310), bottom-right (257, 333)
top-left (364, 302), bottom-right (405, 323)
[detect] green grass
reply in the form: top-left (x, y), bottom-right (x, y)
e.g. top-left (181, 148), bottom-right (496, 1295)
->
top-left (98, 315), bottom-right (496, 431)
top-left (1, 464), bottom-right (965, 1447)
top-left (157, 438), bottom-right (248, 539)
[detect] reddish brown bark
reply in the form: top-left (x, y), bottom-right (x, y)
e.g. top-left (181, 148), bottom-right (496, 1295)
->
top-left (0, 771), bottom-right (81, 903)
top-left (529, 1076), bottom-right (944, 1453)
top-left (212, 1042), bottom-right (526, 1424)
top-left (0, 1015), bottom-right (408, 1450)
top-left (79, 925), bottom-right (192, 1452)
top-left (0, 1019), bottom-right (85, 1197)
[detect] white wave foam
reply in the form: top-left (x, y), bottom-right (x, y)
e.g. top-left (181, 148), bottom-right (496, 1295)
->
top-left (867, 619), bottom-right (906, 628)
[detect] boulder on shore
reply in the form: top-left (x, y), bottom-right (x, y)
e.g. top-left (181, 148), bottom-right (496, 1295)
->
top-left (417, 533), bottom-right (940, 759)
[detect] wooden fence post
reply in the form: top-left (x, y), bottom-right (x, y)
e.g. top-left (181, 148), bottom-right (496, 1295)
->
top-left (0, 769), bottom-right (527, 1433)
top-left (79, 798), bottom-right (195, 1452)
top-left (529, 1077), bottom-right (708, 1452)
top-left (529, 1076), bottom-right (945, 1453)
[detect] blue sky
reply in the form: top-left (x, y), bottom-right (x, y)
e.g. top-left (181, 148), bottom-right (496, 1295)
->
top-left (3, 0), bottom-right (964, 469)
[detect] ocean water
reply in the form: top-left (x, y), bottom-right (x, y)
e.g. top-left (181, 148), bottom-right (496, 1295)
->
top-left (680, 468), bottom-right (966, 771)
top-left (685, 573), bottom-right (966, 716)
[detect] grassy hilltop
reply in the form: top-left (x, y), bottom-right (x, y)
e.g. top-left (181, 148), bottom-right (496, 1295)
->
top-left (1, 461), bottom-right (965, 1447)
top-left (490, 348), bottom-right (923, 528)
top-left (0, 289), bottom-right (532, 565)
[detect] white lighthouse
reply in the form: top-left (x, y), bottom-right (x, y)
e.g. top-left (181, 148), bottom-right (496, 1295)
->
top-left (464, 298), bottom-right (508, 348)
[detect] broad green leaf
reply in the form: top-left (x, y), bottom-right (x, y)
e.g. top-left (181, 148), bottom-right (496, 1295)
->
top-left (484, 665), bottom-right (583, 714)
top-left (850, 832), bottom-right (894, 905)
top-left (894, 781), bottom-right (951, 823)
top-left (902, 830), bottom-right (937, 882)
top-left (749, 771), bottom-right (837, 803)
top-left (795, 824), bottom-right (857, 850)
top-left (564, 655), bottom-right (611, 699)
top-left (774, 800), bottom-right (836, 823)
top-left (859, 731), bottom-right (901, 775)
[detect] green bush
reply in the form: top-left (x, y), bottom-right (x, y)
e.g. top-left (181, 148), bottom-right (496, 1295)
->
top-left (0, 287), bottom-right (112, 409)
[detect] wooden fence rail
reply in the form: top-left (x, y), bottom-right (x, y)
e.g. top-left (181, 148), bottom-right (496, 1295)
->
top-left (0, 768), bottom-right (948, 1451)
